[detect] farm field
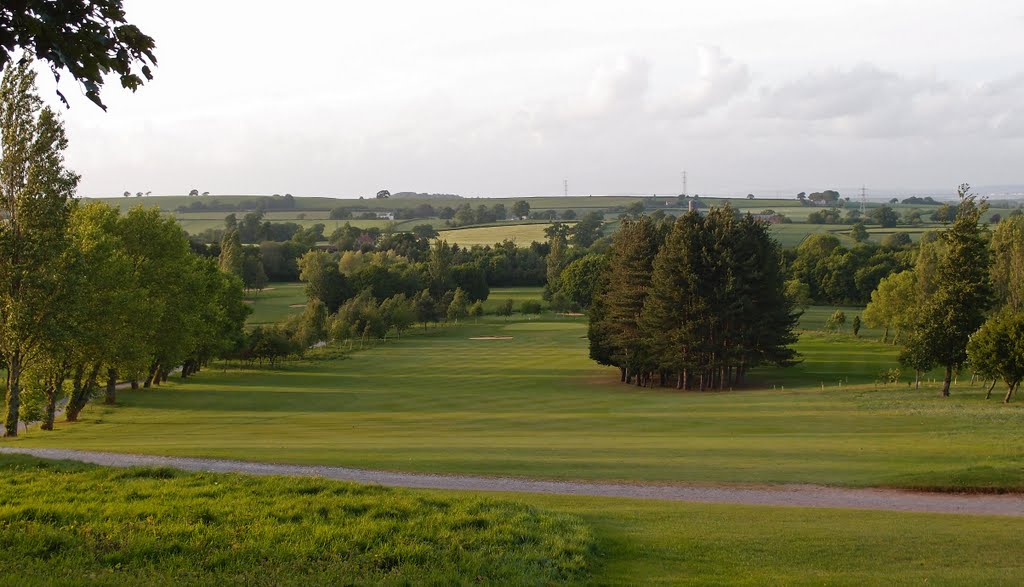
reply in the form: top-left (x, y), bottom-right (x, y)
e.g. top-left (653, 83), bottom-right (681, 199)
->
top-left (437, 223), bottom-right (567, 247)
top-left (12, 308), bottom-right (1023, 492)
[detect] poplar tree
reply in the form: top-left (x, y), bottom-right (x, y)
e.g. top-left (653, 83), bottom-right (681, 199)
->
top-left (0, 61), bottom-right (79, 436)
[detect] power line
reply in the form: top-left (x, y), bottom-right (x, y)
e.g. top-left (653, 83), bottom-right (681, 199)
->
top-left (860, 185), bottom-right (867, 216)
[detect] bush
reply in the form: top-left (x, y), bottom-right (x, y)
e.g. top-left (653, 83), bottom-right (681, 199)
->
top-left (520, 300), bottom-right (542, 315)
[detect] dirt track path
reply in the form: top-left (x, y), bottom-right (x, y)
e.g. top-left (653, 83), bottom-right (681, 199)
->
top-left (3, 447), bottom-right (1022, 517)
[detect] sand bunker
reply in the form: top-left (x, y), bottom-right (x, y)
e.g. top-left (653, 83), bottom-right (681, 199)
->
top-left (469, 336), bottom-right (514, 340)
top-left (557, 312), bottom-right (585, 317)
top-left (243, 300), bottom-right (255, 304)
top-left (289, 304), bottom-right (306, 308)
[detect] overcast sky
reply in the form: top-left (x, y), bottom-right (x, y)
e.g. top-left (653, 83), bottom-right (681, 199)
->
top-left (38, 0), bottom-right (1024, 198)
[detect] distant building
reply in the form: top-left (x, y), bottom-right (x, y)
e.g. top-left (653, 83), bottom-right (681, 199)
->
top-left (376, 211), bottom-right (395, 220)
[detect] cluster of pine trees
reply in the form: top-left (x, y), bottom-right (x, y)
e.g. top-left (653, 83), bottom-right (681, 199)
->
top-left (588, 208), bottom-right (799, 390)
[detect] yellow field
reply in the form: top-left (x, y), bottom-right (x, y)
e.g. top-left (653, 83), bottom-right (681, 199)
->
top-left (438, 223), bottom-right (566, 247)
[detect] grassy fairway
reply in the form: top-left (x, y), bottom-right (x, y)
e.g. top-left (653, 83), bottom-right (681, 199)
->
top-left (12, 310), bottom-right (1024, 492)
top-left (0, 455), bottom-right (592, 585)
top-left (244, 283), bottom-right (307, 325)
top-left (516, 493), bottom-right (1024, 584)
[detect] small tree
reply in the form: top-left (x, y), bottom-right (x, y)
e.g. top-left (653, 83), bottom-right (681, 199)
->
top-left (967, 310), bottom-right (1024, 402)
top-left (498, 299), bottom-right (514, 321)
top-left (851, 315), bottom-right (861, 337)
top-left (825, 310), bottom-right (846, 333)
top-left (447, 288), bottom-right (469, 324)
top-left (469, 300), bottom-right (484, 323)
top-left (520, 300), bottom-right (542, 315)
top-left (512, 200), bottom-right (530, 219)
top-left (376, 189), bottom-right (390, 199)
top-left (189, 188), bottom-right (199, 196)
top-left (850, 222), bottom-right (869, 243)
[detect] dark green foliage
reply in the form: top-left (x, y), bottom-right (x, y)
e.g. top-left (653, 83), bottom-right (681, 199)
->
top-left (0, 1), bottom-right (157, 109)
top-left (558, 254), bottom-right (607, 309)
top-left (0, 455), bottom-right (594, 584)
top-left (593, 209), bottom-right (798, 388)
top-left (850, 222), bottom-right (869, 242)
top-left (868, 206), bottom-right (899, 228)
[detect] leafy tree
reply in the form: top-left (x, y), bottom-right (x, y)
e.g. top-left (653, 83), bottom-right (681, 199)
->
top-left (907, 185), bottom-right (991, 396)
top-left (863, 270), bottom-right (918, 343)
top-left (189, 188), bottom-right (199, 196)
top-left (746, 193), bottom-right (755, 199)
top-left (412, 224), bottom-right (438, 239)
top-left (512, 200), bottom-right (530, 219)
top-left (851, 315), bottom-right (861, 337)
top-left (329, 206), bottom-right (352, 220)
top-left (558, 254), bottom-right (607, 309)
top-left (560, 209), bottom-right (577, 220)
top-left (784, 279), bottom-right (812, 311)
top-left (380, 293), bottom-right (415, 338)
top-left (545, 223), bottom-right (569, 293)
top-left (625, 201), bottom-right (645, 217)
top-left (414, 289), bottom-right (437, 329)
top-left (825, 310), bottom-right (846, 332)
top-left (570, 211), bottom-right (605, 248)
top-left (989, 215), bottom-right (1024, 310)
top-left (447, 288), bottom-right (469, 323)
top-left (376, 190), bottom-right (390, 199)
top-left (880, 232), bottom-right (913, 249)
top-left (298, 250), bottom-right (350, 313)
top-left (497, 299), bottom-right (514, 321)
top-left (0, 0), bottom-right (156, 109)
top-left (0, 61), bottom-right (78, 435)
top-left (469, 300), bottom-right (484, 322)
top-left (868, 205), bottom-right (899, 228)
top-left (520, 300), bottom-right (542, 315)
top-left (967, 309), bottom-right (1024, 402)
top-left (850, 222), bottom-right (869, 242)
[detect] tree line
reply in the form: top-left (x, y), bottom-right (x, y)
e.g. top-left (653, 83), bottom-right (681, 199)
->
top-left (0, 62), bottom-right (249, 436)
top-left (862, 186), bottom-right (1024, 400)
top-left (587, 208), bottom-right (799, 390)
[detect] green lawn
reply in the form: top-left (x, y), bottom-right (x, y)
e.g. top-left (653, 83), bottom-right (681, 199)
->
top-left (481, 286), bottom-right (546, 313)
top-left (12, 309), bottom-right (1023, 492)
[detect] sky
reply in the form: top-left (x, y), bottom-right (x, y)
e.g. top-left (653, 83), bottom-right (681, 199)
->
top-left (36, 0), bottom-right (1024, 199)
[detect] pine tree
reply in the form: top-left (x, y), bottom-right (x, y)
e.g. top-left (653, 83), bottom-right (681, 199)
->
top-left (592, 217), bottom-right (661, 384)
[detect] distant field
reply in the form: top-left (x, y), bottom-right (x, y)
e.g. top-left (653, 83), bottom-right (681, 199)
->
top-left (438, 223), bottom-right (564, 247)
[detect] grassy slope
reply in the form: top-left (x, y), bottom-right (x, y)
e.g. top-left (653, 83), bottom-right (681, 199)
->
top-left (437, 224), bottom-right (558, 247)
top-left (12, 311), bottom-right (1023, 492)
top-left (0, 455), bottom-right (592, 585)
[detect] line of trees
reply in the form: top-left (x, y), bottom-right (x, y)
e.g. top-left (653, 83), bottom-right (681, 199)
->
top-left (588, 208), bottom-right (799, 389)
top-left (0, 63), bottom-right (249, 436)
top-left (862, 185), bottom-right (1024, 400)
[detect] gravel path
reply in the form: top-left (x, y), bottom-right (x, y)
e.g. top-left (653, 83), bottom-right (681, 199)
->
top-left (3, 447), bottom-right (1023, 517)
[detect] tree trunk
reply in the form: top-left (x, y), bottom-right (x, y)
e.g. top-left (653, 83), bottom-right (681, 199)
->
top-left (4, 350), bottom-right (22, 436)
top-left (66, 362), bottom-right (102, 422)
top-left (130, 380), bottom-right (139, 390)
top-left (41, 377), bottom-right (62, 431)
top-left (676, 372), bottom-right (684, 390)
top-left (104, 368), bottom-right (117, 405)
top-left (144, 360), bottom-right (158, 388)
top-left (941, 364), bottom-right (952, 397)
top-left (619, 367), bottom-right (626, 382)
top-left (881, 326), bottom-right (889, 344)
top-left (1004, 382), bottom-right (1018, 404)
top-left (986, 380), bottom-right (996, 399)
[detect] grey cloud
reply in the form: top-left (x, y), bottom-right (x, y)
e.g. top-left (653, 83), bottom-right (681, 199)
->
top-left (657, 45), bottom-right (751, 117)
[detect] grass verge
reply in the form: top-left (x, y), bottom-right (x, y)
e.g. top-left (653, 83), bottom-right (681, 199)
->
top-left (0, 454), bottom-right (593, 585)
